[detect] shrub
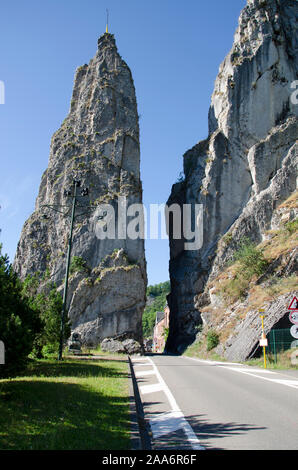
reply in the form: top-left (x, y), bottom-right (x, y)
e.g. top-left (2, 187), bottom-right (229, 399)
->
top-left (221, 274), bottom-right (249, 302)
top-left (70, 256), bottom-right (88, 274)
top-left (233, 237), bottom-right (268, 279)
top-left (206, 330), bottom-right (220, 351)
top-left (222, 232), bottom-right (233, 246)
top-left (219, 237), bottom-right (268, 303)
top-left (41, 343), bottom-right (59, 358)
top-left (284, 218), bottom-right (298, 235)
top-left (22, 278), bottom-right (70, 358)
top-left (162, 327), bottom-right (169, 341)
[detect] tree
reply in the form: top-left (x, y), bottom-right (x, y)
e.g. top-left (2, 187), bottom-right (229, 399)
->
top-left (22, 275), bottom-right (70, 358)
top-left (147, 281), bottom-right (170, 298)
top-left (143, 281), bottom-right (170, 338)
top-left (0, 244), bottom-right (41, 377)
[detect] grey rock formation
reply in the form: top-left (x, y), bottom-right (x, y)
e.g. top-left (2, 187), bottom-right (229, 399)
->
top-left (219, 291), bottom-right (296, 362)
top-left (166, 0), bottom-right (298, 356)
top-left (101, 335), bottom-right (142, 355)
top-left (197, 194), bottom-right (298, 362)
top-left (14, 33), bottom-right (147, 347)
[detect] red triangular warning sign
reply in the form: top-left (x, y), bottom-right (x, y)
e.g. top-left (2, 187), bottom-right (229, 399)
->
top-left (288, 296), bottom-right (298, 311)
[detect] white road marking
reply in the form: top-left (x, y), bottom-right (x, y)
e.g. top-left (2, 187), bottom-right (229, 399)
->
top-left (184, 356), bottom-right (243, 366)
top-left (223, 366), bottom-right (298, 389)
top-left (272, 379), bottom-right (298, 388)
top-left (135, 369), bottom-right (156, 378)
top-left (140, 383), bottom-right (164, 394)
top-left (132, 356), bottom-right (205, 448)
top-left (133, 364), bottom-right (152, 368)
top-left (132, 358), bottom-right (151, 366)
top-left (184, 355), bottom-right (298, 389)
top-left (224, 367), bottom-right (276, 374)
top-left (146, 357), bottom-right (204, 450)
top-left (149, 410), bottom-right (203, 449)
top-left (149, 411), bottom-right (185, 437)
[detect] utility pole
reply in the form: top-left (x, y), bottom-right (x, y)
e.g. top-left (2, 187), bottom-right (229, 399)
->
top-left (41, 178), bottom-right (90, 361)
top-left (58, 180), bottom-right (79, 361)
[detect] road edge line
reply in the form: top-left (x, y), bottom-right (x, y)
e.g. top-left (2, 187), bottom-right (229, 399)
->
top-left (128, 355), bottom-right (152, 450)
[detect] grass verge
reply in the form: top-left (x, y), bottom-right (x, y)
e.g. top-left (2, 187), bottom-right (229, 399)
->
top-left (0, 356), bottom-right (131, 450)
top-left (184, 341), bottom-right (298, 370)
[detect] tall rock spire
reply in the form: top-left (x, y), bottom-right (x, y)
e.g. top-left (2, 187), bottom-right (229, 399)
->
top-left (166, 0), bottom-right (298, 355)
top-left (14, 33), bottom-right (147, 349)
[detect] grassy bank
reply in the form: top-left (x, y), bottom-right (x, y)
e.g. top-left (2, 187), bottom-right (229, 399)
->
top-left (0, 356), bottom-right (130, 450)
top-left (184, 339), bottom-right (298, 370)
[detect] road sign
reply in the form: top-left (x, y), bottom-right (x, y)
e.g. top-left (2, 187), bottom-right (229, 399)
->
top-left (290, 325), bottom-right (298, 340)
top-left (259, 315), bottom-right (267, 368)
top-left (288, 296), bottom-right (298, 311)
top-left (289, 311), bottom-right (298, 325)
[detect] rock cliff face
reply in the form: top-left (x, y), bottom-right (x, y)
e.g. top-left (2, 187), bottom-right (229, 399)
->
top-left (14, 33), bottom-right (146, 348)
top-left (166, 0), bottom-right (298, 357)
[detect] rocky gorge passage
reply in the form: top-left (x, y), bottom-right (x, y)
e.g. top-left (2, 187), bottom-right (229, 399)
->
top-left (166, 0), bottom-right (298, 358)
top-left (13, 33), bottom-right (146, 351)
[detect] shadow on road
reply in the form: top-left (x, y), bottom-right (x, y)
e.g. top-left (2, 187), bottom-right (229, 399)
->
top-left (186, 414), bottom-right (266, 450)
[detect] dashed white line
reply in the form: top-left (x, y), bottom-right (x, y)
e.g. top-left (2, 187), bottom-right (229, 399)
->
top-left (149, 411), bottom-right (185, 437)
top-left (132, 360), bottom-right (151, 367)
top-left (135, 369), bottom-right (156, 378)
top-left (140, 383), bottom-right (164, 394)
top-left (146, 357), bottom-right (204, 450)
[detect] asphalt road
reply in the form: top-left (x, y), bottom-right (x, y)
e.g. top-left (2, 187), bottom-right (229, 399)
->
top-left (132, 354), bottom-right (298, 450)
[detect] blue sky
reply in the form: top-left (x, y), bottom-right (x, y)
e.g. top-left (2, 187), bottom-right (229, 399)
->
top-left (0, 0), bottom-right (246, 286)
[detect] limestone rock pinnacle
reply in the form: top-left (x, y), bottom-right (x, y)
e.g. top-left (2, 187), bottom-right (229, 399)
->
top-left (14, 33), bottom-right (147, 348)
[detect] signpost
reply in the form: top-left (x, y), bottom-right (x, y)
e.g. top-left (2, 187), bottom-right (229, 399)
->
top-left (288, 296), bottom-right (298, 340)
top-left (288, 297), bottom-right (298, 366)
top-left (288, 296), bottom-right (298, 311)
top-left (290, 325), bottom-right (298, 340)
top-left (289, 311), bottom-right (298, 325)
top-left (259, 335), bottom-right (268, 347)
top-left (259, 309), bottom-right (267, 369)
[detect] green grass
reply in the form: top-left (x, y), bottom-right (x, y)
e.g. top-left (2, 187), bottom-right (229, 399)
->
top-left (183, 336), bottom-right (226, 362)
top-left (0, 357), bottom-right (131, 450)
top-left (184, 342), bottom-right (298, 370)
top-left (246, 350), bottom-right (298, 370)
